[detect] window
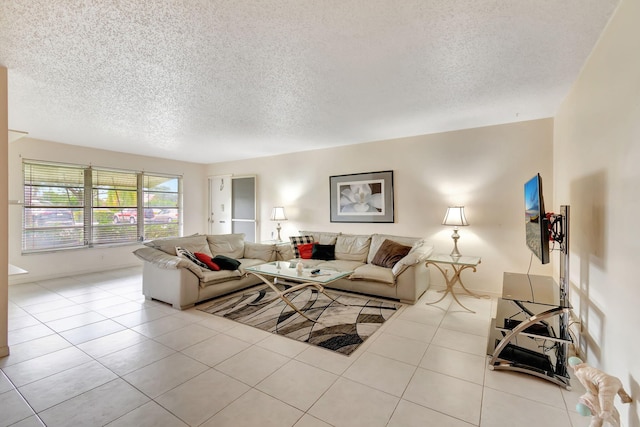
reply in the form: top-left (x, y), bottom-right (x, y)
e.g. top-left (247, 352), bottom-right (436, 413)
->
top-left (22, 160), bottom-right (182, 253)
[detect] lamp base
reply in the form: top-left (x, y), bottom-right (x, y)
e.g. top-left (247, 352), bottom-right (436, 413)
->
top-left (450, 228), bottom-right (462, 258)
top-left (276, 223), bottom-right (282, 241)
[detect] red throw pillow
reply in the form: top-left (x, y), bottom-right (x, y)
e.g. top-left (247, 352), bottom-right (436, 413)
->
top-left (297, 243), bottom-right (316, 259)
top-left (194, 252), bottom-right (220, 271)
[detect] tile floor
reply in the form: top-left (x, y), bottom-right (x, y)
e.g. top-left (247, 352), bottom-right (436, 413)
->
top-left (1, 267), bottom-right (589, 427)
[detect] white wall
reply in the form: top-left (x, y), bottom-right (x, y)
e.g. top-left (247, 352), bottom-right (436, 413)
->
top-left (7, 138), bottom-right (208, 284)
top-left (554, 0), bottom-right (639, 423)
top-left (1, 66), bottom-right (9, 357)
top-left (207, 118), bottom-right (555, 294)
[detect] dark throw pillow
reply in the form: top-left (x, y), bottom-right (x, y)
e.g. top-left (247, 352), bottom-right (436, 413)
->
top-left (311, 244), bottom-right (336, 261)
top-left (289, 235), bottom-right (315, 258)
top-left (194, 252), bottom-right (221, 271)
top-left (212, 255), bottom-right (241, 270)
top-left (297, 242), bottom-right (316, 259)
top-left (371, 239), bottom-right (412, 268)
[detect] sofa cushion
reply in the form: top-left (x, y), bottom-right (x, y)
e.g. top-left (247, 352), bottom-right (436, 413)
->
top-left (244, 242), bottom-right (276, 262)
top-left (212, 255), bottom-right (241, 270)
top-left (207, 234), bottom-right (245, 258)
top-left (200, 269), bottom-right (243, 287)
top-left (311, 244), bottom-right (335, 260)
top-left (335, 234), bottom-right (371, 262)
top-left (368, 234), bottom-right (421, 264)
top-left (299, 231), bottom-right (339, 245)
top-left (316, 260), bottom-right (365, 272)
top-left (194, 252), bottom-right (221, 271)
top-left (176, 246), bottom-right (211, 271)
top-left (350, 264), bottom-right (395, 286)
top-left (297, 242), bottom-right (316, 259)
top-left (146, 235), bottom-right (211, 256)
top-left (371, 239), bottom-right (412, 268)
top-left (289, 235), bottom-right (315, 258)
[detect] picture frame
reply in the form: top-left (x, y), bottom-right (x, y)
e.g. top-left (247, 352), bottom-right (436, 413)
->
top-left (330, 170), bottom-right (394, 223)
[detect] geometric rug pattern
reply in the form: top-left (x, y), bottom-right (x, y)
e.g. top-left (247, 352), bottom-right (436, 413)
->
top-left (197, 284), bottom-right (401, 355)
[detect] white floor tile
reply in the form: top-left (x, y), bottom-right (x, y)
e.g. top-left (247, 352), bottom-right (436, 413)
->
top-left (294, 344), bottom-right (355, 375)
top-left (256, 359), bottom-right (338, 411)
top-left (403, 367), bottom-right (483, 425)
top-left (180, 333), bottom-right (250, 367)
top-left (31, 304), bottom-right (93, 323)
top-left (2, 346), bottom-right (93, 387)
top-left (105, 401), bottom-right (188, 427)
top-left (153, 323), bottom-right (218, 351)
top-left (111, 306), bottom-right (171, 328)
top-left (256, 333), bottom-right (309, 358)
top-left (59, 319), bottom-right (126, 344)
top-left (0, 389), bottom-right (36, 426)
top-left (200, 388), bottom-right (303, 427)
top-left (431, 327), bottom-right (488, 356)
top-left (224, 322), bottom-right (273, 344)
top-left (343, 352), bottom-right (416, 397)
top-left (388, 399), bottom-right (474, 426)
top-left (97, 340), bottom-right (176, 376)
top-left (7, 324), bottom-right (55, 346)
top-left (122, 353), bottom-right (208, 398)
top-left (397, 303), bottom-right (447, 327)
top-left (383, 318), bottom-right (438, 342)
top-left (215, 345), bottom-right (290, 386)
top-left (366, 332), bottom-right (429, 365)
top-left (155, 368), bottom-right (249, 426)
top-left (19, 360), bottom-right (118, 412)
top-left (0, 335), bottom-right (72, 368)
top-left (308, 377), bottom-right (399, 427)
top-left (77, 328), bottom-right (147, 358)
top-left (419, 344), bottom-right (486, 385)
top-left (440, 309), bottom-right (491, 336)
top-left (481, 387), bottom-right (572, 427)
top-left (8, 315), bottom-right (41, 332)
top-left (293, 414), bottom-right (333, 427)
top-left (484, 369), bottom-right (567, 409)
top-left (131, 315), bottom-right (194, 338)
top-left (45, 311), bottom-right (107, 332)
top-left (38, 379), bottom-right (149, 427)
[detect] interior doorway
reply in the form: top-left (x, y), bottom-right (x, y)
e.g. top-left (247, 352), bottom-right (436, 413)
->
top-left (208, 175), bottom-right (256, 241)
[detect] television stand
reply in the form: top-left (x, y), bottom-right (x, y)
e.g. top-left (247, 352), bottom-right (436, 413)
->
top-left (487, 205), bottom-right (572, 389)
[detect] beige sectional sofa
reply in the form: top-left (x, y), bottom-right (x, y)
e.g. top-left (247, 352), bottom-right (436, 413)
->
top-left (133, 231), bottom-right (433, 309)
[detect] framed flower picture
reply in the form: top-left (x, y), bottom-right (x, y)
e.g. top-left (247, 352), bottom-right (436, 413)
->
top-left (329, 170), bottom-right (394, 223)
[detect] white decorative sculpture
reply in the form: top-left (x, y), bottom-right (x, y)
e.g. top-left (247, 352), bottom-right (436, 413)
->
top-left (569, 357), bottom-right (632, 427)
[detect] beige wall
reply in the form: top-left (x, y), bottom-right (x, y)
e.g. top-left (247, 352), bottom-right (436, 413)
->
top-left (207, 118), bottom-right (555, 294)
top-left (554, 0), bottom-right (639, 423)
top-left (7, 138), bottom-right (209, 284)
top-left (1, 67), bottom-right (9, 357)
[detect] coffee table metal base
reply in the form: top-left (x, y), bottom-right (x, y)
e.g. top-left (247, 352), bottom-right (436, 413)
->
top-left (245, 271), bottom-right (343, 323)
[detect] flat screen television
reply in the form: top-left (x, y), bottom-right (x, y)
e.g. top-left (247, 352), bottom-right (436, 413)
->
top-left (524, 173), bottom-right (550, 264)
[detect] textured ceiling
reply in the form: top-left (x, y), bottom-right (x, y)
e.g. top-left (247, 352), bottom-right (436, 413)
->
top-left (1, 1), bottom-right (619, 164)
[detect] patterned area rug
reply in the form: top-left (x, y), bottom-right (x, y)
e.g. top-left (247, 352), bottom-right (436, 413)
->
top-left (197, 284), bottom-right (402, 355)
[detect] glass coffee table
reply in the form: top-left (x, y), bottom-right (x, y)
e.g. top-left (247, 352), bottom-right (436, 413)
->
top-left (245, 262), bottom-right (352, 322)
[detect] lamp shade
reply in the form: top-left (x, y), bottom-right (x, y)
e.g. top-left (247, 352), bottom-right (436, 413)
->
top-left (270, 207), bottom-right (287, 222)
top-left (442, 206), bottom-right (469, 227)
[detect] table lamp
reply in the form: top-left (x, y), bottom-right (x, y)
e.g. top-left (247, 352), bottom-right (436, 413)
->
top-left (442, 206), bottom-right (469, 257)
top-left (270, 207), bottom-right (287, 241)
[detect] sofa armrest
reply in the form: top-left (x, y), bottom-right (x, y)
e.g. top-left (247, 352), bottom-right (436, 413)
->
top-left (392, 244), bottom-right (434, 276)
top-left (133, 247), bottom-right (204, 279)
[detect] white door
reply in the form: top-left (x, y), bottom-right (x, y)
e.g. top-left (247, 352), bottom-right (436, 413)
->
top-left (208, 175), bottom-right (232, 234)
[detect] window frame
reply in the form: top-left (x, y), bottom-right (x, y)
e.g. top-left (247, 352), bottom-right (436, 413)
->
top-left (22, 159), bottom-right (183, 253)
